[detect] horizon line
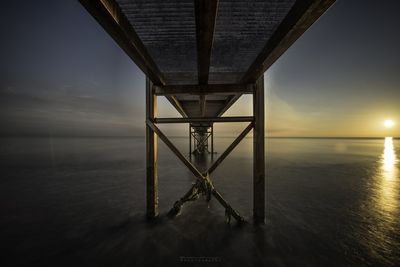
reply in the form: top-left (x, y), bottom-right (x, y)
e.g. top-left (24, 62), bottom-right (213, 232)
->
top-left (0, 134), bottom-right (398, 139)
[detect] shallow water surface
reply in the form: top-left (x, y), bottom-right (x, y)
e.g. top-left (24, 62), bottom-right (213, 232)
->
top-left (0, 137), bottom-right (399, 266)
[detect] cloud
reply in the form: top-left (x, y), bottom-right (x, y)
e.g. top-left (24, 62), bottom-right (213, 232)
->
top-left (0, 85), bottom-right (144, 136)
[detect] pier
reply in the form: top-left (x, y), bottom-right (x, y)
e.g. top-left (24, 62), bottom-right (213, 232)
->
top-left (79, 0), bottom-right (335, 223)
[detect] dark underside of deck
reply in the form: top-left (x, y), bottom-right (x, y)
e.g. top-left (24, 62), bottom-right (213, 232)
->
top-left (78, 0), bottom-right (335, 224)
top-left (80, 0), bottom-right (335, 120)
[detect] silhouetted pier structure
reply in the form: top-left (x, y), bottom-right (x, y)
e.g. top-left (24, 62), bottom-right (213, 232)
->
top-left (80, 0), bottom-right (335, 223)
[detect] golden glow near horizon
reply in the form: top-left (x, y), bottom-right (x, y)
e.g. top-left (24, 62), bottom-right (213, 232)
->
top-left (384, 119), bottom-right (395, 128)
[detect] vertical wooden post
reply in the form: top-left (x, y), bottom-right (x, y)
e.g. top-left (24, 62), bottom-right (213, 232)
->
top-left (253, 75), bottom-right (265, 223)
top-left (189, 124), bottom-right (192, 156)
top-left (194, 132), bottom-right (197, 153)
top-left (211, 124), bottom-right (214, 154)
top-left (146, 76), bottom-right (158, 219)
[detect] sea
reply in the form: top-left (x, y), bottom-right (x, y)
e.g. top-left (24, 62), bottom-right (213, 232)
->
top-left (0, 137), bottom-right (399, 266)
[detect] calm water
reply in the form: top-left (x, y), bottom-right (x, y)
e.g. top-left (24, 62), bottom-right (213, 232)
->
top-left (0, 137), bottom-right (399, 266)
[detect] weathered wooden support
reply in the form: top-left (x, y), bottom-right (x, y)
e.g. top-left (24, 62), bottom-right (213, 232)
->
top-left (207, 122), bottom-right (253, 174)
top-left (154, 116), bottom-right (253, 124)
top-left (240, 0), bottom-right (335, 84)
top-left (188, 125), bottom-right (213, 155)
top-left (216, 94), bottom-right (242, 116)
top-left (79, 0), bottom-right (336, 225)
top-left (145, 77), bottom-right (158, 219)
top-left (253, 76), bottom-right (265, 224)
top-left (79, 0), bottom-right (165, 85)
top-left (211, 124), bottom-right (214, 154)
top-left (194, 0), bottom-right (219, 84)
top-left (78, 0), bottom-right (189, 119)
top-left (153, 84), bottom-right (254, 96)
top-left (146, 120), bottom-right (204, 180)
top-left (211, 189), bottom-right (244, 223)
top-left (200, 95), bottom-right (206, 117)
top-left (146, 120), bottom-right (244, 223)
top-left (192, 132), bottom-right (201, 144)
top-left (165, 95), bottom-right (188, 118)
top-left (189, 124), bottom-right (192, 156)
top-left (192, 131), bottom-right (211, 154)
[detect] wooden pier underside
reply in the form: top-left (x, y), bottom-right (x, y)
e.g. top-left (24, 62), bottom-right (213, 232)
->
top-left (79, 0), bottom-right (335, 223)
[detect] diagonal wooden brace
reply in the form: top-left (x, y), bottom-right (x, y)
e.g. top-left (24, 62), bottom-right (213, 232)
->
top-left (146, 120), bottom-right (245, 223)
top-left (168, 173), bottom-right (213, 217)
top-left (168, 182), bottom-right (200, 217)
top-left (191, 133), bottom-right (202, 143)
top-left (192, 132), bottom-right (212, 154)
top-left (147, 120), bottom-right (204, 180)
top-left (207, 122), bottom-right (254, 174)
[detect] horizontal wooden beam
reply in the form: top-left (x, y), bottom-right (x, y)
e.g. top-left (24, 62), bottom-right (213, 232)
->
top-left (79, 0), bottom-right (165, 85)
top-left (154, 116), bottom-right (253, 124)
top-left (199, 95), bottom-right (206, 117)
top-left (153, 84), bottom-right (254, 95)
top-left (240, 0), bottom-right (336, 83)
top-left (195, 0), bottom-right (219, 84)
top-left (178, 99), bottom-right (225, 105)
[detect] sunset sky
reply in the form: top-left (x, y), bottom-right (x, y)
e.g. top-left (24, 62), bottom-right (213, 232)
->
top-left (0, 0), bottom-right (399, 137)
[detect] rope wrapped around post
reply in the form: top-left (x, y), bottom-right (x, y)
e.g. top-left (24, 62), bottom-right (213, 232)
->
top-left (168, 172), bottom-right (213, 217)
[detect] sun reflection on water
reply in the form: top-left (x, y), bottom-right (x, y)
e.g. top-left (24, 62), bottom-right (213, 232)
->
top-left (383, 137), bottom-right (396, 176)
top-left (378, 137), bottom-right (398, 213)
top-left (367, 137), bottom-right (399, 253)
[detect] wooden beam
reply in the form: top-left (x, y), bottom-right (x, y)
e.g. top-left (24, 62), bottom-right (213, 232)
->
top-left (211, 189), bottom-right (244, 223)
top-left (199, 95), bottom-right (206, 117)
top-left (79, 0), bottom-right (189, 119)
top-left (216, 94), bottom-right (242, 117)
top-left (153, 84), bottom-right (254, 95)
top-left (194, 0), bottom-right (219, 84)
top-left (154, 116), bottom-right (254, 124)
top-left (193, 132), bottom-right (211, 151)
top-left (177, 99), bottom-right (225, 105)
top-left (146, 120), bottom-right (204, 180)
top-left (165, 95), bottom-right (188, 118)
top-left (207, 122), bottom-right (253, 174)
top-left (191, 133), bottom-right (202, 144)
top-left (253, 76), bottom-right (265, 224)
top-left (189, 125), bottom-right (192, 155)
top-left (240, 0), bottom-right (336, 83)
top-left (211, 125), bottom-right (214, 154)
top-left (147, 120), bottom-right (244, 223)
top-left (79, 0), bottom-right (165, 85)
top-left (145, 77), bottom-right (158, 219)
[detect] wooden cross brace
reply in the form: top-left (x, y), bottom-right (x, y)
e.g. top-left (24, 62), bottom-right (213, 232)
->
top-left (191, 131), bottom-right (212, 154)
top-left (146, 120), bottom-right (254, 223)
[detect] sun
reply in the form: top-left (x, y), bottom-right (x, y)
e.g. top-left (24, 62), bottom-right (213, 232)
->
top-left (384, 119), bottom-right (395, 128)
